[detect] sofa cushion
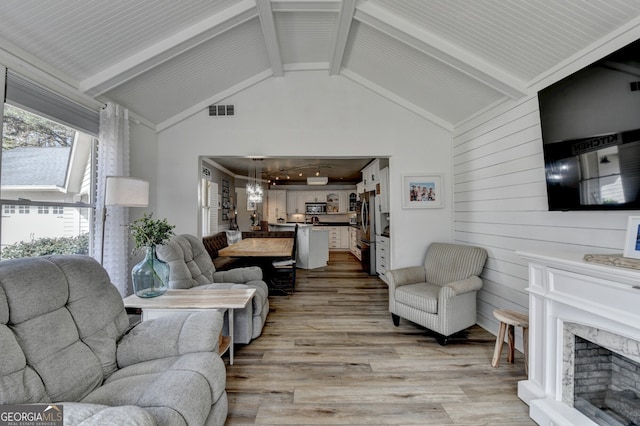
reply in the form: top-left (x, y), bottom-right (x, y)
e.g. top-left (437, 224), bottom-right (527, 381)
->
top-left (62, 402), bottom-right (156, 426)
top-left (157, 235), bottom-right (216, 289)
top-left (0, 257), bottom-right (108, 403)
top-left (83, 353), bottom-right (226, 426)
top-left (395, 283), bottom-right (439, 314)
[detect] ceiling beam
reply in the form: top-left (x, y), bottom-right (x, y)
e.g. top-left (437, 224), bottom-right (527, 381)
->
top-left (256, 0), bottom-right (284, 77)
top-left (79, 0), bottom-right (258, 96)
top-left (354, 2), bottom-right (528, 100)
top-left (328, 0), bottom-right (356, 75)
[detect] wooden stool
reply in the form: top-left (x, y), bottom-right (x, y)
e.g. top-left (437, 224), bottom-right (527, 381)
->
top-left (491, 309), bottom-right (529, 375)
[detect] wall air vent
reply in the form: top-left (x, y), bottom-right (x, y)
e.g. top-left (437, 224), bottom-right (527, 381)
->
top-left (209, 105), bottom-right (235, 116)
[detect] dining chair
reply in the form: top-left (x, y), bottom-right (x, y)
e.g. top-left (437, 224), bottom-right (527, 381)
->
top-left (270, 224), bottom-right (298, 295)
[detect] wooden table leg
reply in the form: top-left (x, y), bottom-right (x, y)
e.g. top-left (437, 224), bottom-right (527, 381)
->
top-left (492, 321), bottom-right (507, 368)
top-left (507, 324), bottom-right (515, 363)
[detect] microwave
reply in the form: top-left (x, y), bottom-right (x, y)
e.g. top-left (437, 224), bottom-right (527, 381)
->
top-left (305, 202), bottom-right (326, 214)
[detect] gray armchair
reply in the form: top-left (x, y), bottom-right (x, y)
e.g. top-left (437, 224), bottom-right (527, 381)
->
top-left (0, 255), bottom-right (227, 426)
top-left (385, 242), bottom-right (488, 345)
top-left (157, 234), bottom-right (269, 344)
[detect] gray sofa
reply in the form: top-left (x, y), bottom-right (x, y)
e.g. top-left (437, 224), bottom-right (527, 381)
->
top-left (157, 234), bottom-right (269, 344)
top-left (0, 255), bottom-right (228, 426)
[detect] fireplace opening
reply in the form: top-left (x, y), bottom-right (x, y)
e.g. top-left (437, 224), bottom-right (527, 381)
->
top-left (574, 336), bottom-right (640, 426)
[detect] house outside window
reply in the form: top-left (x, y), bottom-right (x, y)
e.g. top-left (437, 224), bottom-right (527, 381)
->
top-left (1, 103), bottom-right (95, 260)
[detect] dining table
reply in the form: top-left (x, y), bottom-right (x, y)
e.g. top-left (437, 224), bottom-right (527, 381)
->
top-left (218, 237), bottom-right (294, 258)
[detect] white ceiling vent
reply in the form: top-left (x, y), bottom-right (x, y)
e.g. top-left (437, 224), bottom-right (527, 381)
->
top-left (209, 105), bottom-right (235, 116)
top-left (307, 176), bottom-right (328, 185)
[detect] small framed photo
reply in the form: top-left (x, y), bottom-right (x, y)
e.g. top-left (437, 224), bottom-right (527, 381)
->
top-left (623, 216), bottom-right (640, 259)
top-left (247, 199), bottom-right (256, 211)
top-left (402, 173), bottom-right (443, 209)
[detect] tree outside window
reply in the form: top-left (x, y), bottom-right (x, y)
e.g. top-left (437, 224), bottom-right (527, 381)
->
top-left (1, 104), bottom-right (94, 259)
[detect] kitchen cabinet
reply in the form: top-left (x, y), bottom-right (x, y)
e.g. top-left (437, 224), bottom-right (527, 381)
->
top-left (361, 159), bottom-right (380, 192)
top-left (326, 192), bottom-right (340, 213)
top-left (347, 191), bottom-right (358, 212)
top-left (378, 167), bottom-right (389, 214)
top-left (286, 191), bottom-right (305, 214)
top-left (362, 158), bottom-right (389, 193)
top-left (349, 226), bottom-right (361, 260)
top-left (305, 191), bottom-right (327, 203)
top-left (317, 226), bottom-right (349, 250)
top-left (268, 190), bottom-right (286, 222)
top-left (376, 235), bottom-right (390, 282)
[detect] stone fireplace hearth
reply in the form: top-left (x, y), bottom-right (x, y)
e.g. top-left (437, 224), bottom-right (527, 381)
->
top-left (517, 251), bottom-right (640, 426)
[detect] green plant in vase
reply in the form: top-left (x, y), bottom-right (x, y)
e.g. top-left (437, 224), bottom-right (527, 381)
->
top-left (128, 213), bottom-right (175, 298)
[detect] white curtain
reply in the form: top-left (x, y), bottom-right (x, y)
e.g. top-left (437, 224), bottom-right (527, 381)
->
top-left (94, 102), bottom-right (131, 296)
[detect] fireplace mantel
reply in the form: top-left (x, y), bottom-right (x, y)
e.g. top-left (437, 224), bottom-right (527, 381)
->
top-left (517, 250), bottom-right (640, 425)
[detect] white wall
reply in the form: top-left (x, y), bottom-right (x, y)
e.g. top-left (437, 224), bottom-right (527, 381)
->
top-left (453, 95), bottom-right (639, 344)
top-left (155, 71), bottom-right (453, 268)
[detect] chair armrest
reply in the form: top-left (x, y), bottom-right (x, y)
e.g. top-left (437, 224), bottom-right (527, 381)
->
top-left (116, 310), bottom-right (224, 368)
top-left (385, 266), bottom-right (426, 289)
top-left (440, 276), bottom-right (483, 298)
top-left (213, 266), bottom-right (263, 283)
top-left (62, 402), bottom-right (156, 426)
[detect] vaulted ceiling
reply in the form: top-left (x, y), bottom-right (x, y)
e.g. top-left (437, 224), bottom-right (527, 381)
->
top-left (0, 0), bottom-right (639, 132)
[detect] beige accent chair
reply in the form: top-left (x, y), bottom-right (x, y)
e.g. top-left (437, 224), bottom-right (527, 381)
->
top-left (385, 242), bottom-right (488, 345)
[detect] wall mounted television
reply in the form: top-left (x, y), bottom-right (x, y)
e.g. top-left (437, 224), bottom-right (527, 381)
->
top-left (539, 38), bottom-right (640, 211)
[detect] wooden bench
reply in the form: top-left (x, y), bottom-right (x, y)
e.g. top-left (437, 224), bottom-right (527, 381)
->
top-left (491, 309), bottom-right (529, 375)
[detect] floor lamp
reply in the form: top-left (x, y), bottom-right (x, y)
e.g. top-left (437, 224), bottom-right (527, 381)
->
top-left (101, 176), bottom-right (150, 264)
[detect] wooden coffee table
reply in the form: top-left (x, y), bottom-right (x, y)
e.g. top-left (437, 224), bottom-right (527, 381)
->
top-left (123, 288), bottom-right (256, 365)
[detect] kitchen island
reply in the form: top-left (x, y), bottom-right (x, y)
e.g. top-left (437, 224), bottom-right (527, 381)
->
top-left (269, 223), bottom-right (328, 269)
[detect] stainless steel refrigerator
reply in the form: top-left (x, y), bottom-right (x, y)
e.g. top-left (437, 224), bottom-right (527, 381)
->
top-left (357, 191), bottom-right (376, 275)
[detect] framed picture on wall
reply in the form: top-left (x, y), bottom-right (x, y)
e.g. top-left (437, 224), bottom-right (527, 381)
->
top-left (401, 173), bottom-right (443, 209)
top-left (247, 199), bottom-right (256, 211)
top-left (623, 216), bottom-right (640, 259)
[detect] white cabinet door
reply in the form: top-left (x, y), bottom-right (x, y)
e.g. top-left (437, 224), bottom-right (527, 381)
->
top-left (268, 190), bottom-right (287, 222)
top-left (347, 191), bottom-right (358, 212)
top-left (362, 159), bottom-right (380, 192)
top-left (305, 191), bottom-right (326, 203)
top-left (376, 235), bottom-right (390, 278)
top-left (338, 191), bottom-right (349, 213)
top-left (287, 191), bottom-right (305, 214)
top-left (379, 167), bottom-right (389, 213)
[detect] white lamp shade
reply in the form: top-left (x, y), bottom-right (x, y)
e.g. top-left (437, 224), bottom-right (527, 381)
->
top-left (105, 176), bottom-right (149, 207)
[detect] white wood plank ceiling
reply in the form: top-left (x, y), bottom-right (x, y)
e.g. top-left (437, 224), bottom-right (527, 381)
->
top-left (0, 0), bottom-right (639, 130)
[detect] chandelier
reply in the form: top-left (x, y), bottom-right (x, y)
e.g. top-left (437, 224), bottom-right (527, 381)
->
top-left (246, 158), bottom-right (264, 203)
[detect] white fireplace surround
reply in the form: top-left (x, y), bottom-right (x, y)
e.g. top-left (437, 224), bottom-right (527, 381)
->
top-left (517, 251), bottom-right (640, 426)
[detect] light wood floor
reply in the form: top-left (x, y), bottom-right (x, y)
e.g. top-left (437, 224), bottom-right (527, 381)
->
top-left (224, 252), bottom-right (535, 425)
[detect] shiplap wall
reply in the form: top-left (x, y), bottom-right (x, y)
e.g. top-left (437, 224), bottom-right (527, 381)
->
top-left (452, 96), bottom-right (637, 346)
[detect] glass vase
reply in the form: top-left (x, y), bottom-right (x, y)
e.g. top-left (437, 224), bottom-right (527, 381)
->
top-left (131, 246), bottom-right (169, 298)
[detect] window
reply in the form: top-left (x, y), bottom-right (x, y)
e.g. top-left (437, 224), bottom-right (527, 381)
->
top-left (1, 103), bottom-right (95, 260)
